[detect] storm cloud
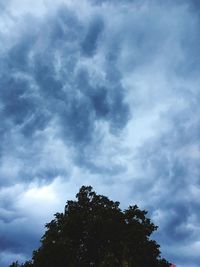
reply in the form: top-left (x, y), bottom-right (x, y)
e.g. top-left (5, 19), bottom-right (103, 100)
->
top-left (0, 0), bottom-right (200, 266)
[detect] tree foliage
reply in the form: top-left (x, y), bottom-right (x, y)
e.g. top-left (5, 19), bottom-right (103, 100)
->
top-left (10, 186), bottom-right (170, 267)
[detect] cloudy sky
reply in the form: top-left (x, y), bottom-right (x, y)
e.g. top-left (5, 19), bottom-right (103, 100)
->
top-left (0, 0), bottom-right (200, 266)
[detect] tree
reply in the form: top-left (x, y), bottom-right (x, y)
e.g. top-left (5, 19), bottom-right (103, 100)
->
top-left (9, 262), bottom-right (20, 267)
top-left (10, 186), bottom-right (170, 267)
top-left (9, 261), bottom-right (32, 267)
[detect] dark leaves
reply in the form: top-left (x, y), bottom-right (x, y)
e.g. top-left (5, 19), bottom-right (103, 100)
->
top-left (9, 186), bottom-right (170, 267)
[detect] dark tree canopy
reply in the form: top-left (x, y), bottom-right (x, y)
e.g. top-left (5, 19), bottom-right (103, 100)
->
top-left (10, 186), bottom-right (170, 267)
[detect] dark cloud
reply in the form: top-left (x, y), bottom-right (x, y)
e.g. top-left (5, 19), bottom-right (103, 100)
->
top-left (0, 3), bottom-right (129, 167)
top-left (81, 17), bottom-right (104, 56)
top-left (30, 8), bottom-right (128, 146)
top-left (0, 1), bottom-right (200, 267)
top-left (1, 77), bottom-right (35, 125)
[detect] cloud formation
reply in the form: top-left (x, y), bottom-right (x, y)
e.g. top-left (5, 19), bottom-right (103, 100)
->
top-left (0, 0), bottom-right (200, 266)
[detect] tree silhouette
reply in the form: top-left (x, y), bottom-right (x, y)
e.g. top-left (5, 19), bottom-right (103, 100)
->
top-left (10, 186), bottom-right (170, 267)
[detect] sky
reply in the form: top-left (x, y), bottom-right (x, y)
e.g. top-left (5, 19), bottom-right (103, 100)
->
top-left (0, 0), bottom-right (200, 266)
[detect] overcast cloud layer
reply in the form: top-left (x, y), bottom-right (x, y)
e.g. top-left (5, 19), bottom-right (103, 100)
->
top-left (0, 0), bottom-right (200, 266)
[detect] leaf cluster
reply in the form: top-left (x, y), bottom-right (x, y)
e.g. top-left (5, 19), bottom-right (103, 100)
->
top-left (10, 186), bottom-right (170, 267)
